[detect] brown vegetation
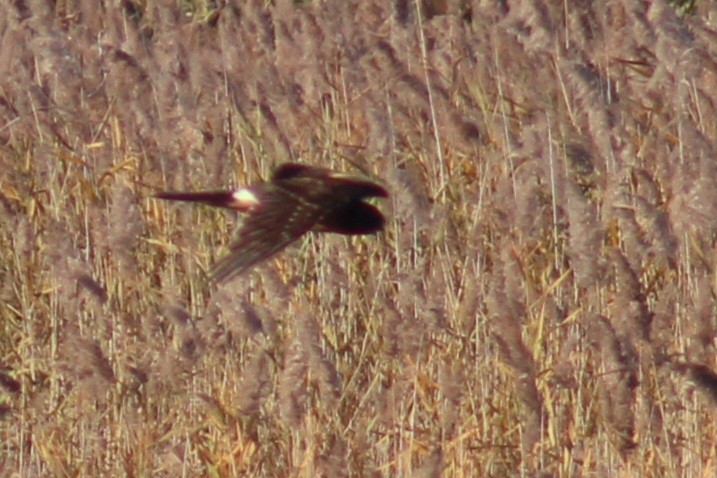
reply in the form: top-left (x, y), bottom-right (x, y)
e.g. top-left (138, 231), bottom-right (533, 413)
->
top-left (1, 0), bottom-right (716, 476)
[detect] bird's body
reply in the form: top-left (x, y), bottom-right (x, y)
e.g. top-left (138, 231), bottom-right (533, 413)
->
top-left (155, 163), bottom-right (388, 282)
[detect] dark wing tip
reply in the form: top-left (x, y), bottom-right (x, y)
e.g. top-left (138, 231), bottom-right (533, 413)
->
top-left (272, 163), bottom-right (390, 198)
top-left (320, 201), bottom-right (386, 235)
top-left (338, 178), bottom-right (389, 199)
top-left (362, 182), bottom-right (389, 198)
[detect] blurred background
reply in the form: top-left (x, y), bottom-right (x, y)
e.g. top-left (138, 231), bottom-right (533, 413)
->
top-left (0, 0), bottom-right (715, 476)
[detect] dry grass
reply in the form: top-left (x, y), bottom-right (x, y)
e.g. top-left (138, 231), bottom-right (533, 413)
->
top-left (1, 0), bottom-right (716, 476)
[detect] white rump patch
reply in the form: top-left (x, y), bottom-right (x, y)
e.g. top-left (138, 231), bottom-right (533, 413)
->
top-left (231, 188), bottom-right (260, 210)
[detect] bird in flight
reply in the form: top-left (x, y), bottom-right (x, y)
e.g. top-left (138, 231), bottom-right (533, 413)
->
top-left (155, 163), bottom-right (389, 282)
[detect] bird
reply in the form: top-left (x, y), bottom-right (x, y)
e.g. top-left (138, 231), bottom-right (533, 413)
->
top-left (155, 162), bottom-right (389, 282)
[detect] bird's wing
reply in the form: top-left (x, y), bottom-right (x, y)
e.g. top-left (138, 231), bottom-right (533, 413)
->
top-left (210, 186), bottom-right (325, 282)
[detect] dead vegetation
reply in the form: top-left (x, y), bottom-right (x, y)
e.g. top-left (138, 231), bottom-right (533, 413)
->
top-left (1, 0), bottom-right (716, 476)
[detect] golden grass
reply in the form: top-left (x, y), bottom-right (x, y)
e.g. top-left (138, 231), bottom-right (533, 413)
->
top-left (1, 0), bottom-right (716, 476)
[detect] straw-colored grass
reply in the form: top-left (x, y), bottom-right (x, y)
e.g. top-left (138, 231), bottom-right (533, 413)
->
top-left (1, 1), bottom-right (716, 476)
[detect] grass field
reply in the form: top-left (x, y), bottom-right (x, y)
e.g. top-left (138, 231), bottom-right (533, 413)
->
top-left (1, 1), bottom-right (716, 476)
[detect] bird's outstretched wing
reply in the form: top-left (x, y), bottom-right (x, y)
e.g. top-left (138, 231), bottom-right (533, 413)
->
top-left (155, 162), bottom-right (389, 281)
top-left (210, 186), bottom-right (325, 282)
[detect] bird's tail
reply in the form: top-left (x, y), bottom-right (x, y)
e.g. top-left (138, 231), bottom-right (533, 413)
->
top-left (154, 191), bottom-right (236, 208)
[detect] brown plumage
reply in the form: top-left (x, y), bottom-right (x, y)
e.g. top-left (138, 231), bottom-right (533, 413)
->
top-left (155, 163), bottom-right (389, 282)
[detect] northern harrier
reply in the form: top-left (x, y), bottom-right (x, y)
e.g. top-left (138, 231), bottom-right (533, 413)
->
top-left (155, 163), bottom-right (388, 282)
